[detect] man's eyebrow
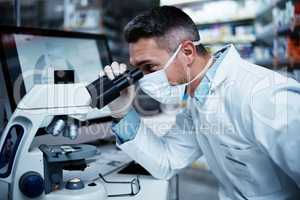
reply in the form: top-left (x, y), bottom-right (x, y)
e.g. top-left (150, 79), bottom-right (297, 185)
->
top-left (135, 60), bottom-right (152, 67)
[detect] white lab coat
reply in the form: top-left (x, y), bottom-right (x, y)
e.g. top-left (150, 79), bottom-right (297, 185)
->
top-left (118, 45), bottom-right (300, 199)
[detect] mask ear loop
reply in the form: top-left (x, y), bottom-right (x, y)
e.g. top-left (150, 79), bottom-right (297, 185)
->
top-left (165, 40), bottom-right (210, 88)
top-left (181, 53), bottom-right (213, 107)
top-left (188, 56), bottom-right (213, 85)
top-left (164, 40), bottom-right (201, 71)
top-left (181, 40), bottom-right (211, 107)
top-left (163, 44), bottom-right (182, 70)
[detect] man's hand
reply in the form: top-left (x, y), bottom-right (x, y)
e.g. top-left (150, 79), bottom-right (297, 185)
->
top-left (101, 62), bottom-right (136, 119)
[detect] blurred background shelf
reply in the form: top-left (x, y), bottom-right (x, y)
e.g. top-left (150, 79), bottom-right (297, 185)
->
top-left (275, 58), bottom-right (300, 68)
top-left (255, 24), bottom-right (275, 46)
top-left (161, 0), bottom-right (243, 8)
top-left (277, 24), bottom-right (300, 36)
top-left (254, 0), bottom-right (300, 71)
top-left (202, 35), bottom-right (256, 45)
top-left (254, 59), bottom-right (274, 68)
top-left (256, 0), bottom-right (292, 19)
top-left (196, 17), bottom-right (255, 28)
top-left (163, 0), bottom-right (219, 8)
top-left (255, 58), bottom-right (300, 69)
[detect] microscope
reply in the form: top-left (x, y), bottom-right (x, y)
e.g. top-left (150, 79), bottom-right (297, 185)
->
top-left (0, 69), bottom-right (143, 200)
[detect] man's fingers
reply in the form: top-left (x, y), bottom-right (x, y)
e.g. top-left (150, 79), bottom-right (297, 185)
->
top-left (104, 62), bottom-right (127, 80)
top-left (104, 65), bottom-right (115, 80)
top-left (120, 63), bottom-right (127, 74)
top-left (111, 61), bottom-right (120, 76)
top-left (99, 70), bottom-right (105, 77)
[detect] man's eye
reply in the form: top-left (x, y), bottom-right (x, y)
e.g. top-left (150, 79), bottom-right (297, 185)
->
top-left (144, 64), bottom-right (153, 68)
top-left (144, 64), bottom-right (156, 72)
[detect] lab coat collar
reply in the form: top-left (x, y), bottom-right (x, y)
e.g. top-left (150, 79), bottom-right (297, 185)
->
top-left (210, 44), bottom-right (242, 91)
top-left (205, 44), bottom-right (230, 82)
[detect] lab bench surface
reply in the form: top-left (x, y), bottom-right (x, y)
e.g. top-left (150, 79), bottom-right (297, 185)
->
top-left (105, 171), bottom-right (169, 200)
top-left (62, 144), bottom-right (169, 200)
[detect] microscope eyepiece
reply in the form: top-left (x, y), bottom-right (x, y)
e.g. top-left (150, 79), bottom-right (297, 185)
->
top-left (86, 68), bottom-right (143, 109)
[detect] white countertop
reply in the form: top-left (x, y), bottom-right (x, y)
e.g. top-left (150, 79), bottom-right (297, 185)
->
top-left (62, 144), bottom-right (169, 200)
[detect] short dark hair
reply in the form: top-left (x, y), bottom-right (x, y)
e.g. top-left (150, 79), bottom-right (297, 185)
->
top-left (124, 6), bottom-right (208, 55)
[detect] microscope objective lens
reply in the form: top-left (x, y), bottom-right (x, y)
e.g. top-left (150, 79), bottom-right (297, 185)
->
top-left (52, 119), bottom-right (66, 136)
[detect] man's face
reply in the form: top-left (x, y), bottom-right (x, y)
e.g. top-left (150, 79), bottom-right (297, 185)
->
top-left (129, 38), bottom-right (187, 85)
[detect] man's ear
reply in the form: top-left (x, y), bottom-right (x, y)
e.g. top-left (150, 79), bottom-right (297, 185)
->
top-left (181, 41), bottom-right (197, 67)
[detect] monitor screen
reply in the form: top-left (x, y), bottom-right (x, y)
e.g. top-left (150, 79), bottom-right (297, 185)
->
top-left (14, 34), bottom-right (103, 91)
top-left (0, 26), bottom-right (112, 118)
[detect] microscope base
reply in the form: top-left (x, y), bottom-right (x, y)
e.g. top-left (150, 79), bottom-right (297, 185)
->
top-left (43, 180), bottom-right (107, 200)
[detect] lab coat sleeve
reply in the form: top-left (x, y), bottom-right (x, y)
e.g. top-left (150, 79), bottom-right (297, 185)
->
top-left (113, 108), bottom-right (203, 180)
top-left (246, 77), bottom-right (300, 187)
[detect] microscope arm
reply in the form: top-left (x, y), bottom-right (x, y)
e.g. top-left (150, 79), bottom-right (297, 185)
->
top-left (17, 68), bottom-right (143, 112)
top-left (18, 83), bottom-right (92, 111)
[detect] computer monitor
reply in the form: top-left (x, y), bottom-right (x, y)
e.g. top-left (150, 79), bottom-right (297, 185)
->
top-left (0, 26), bottom-right (112, 119)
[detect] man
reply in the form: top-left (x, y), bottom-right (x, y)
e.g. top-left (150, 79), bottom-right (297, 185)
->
top-left (103, 6), bottom-right (300, 200)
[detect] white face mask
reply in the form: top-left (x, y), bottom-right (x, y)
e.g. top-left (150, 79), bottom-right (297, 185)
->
top-left (139, 41), bottom-right (213, 104)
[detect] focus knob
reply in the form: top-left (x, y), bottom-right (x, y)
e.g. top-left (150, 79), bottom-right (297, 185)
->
top-left (65, 178), bottom-right (84, 190)
top-left (19, 172), bottom-right (44, 198)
